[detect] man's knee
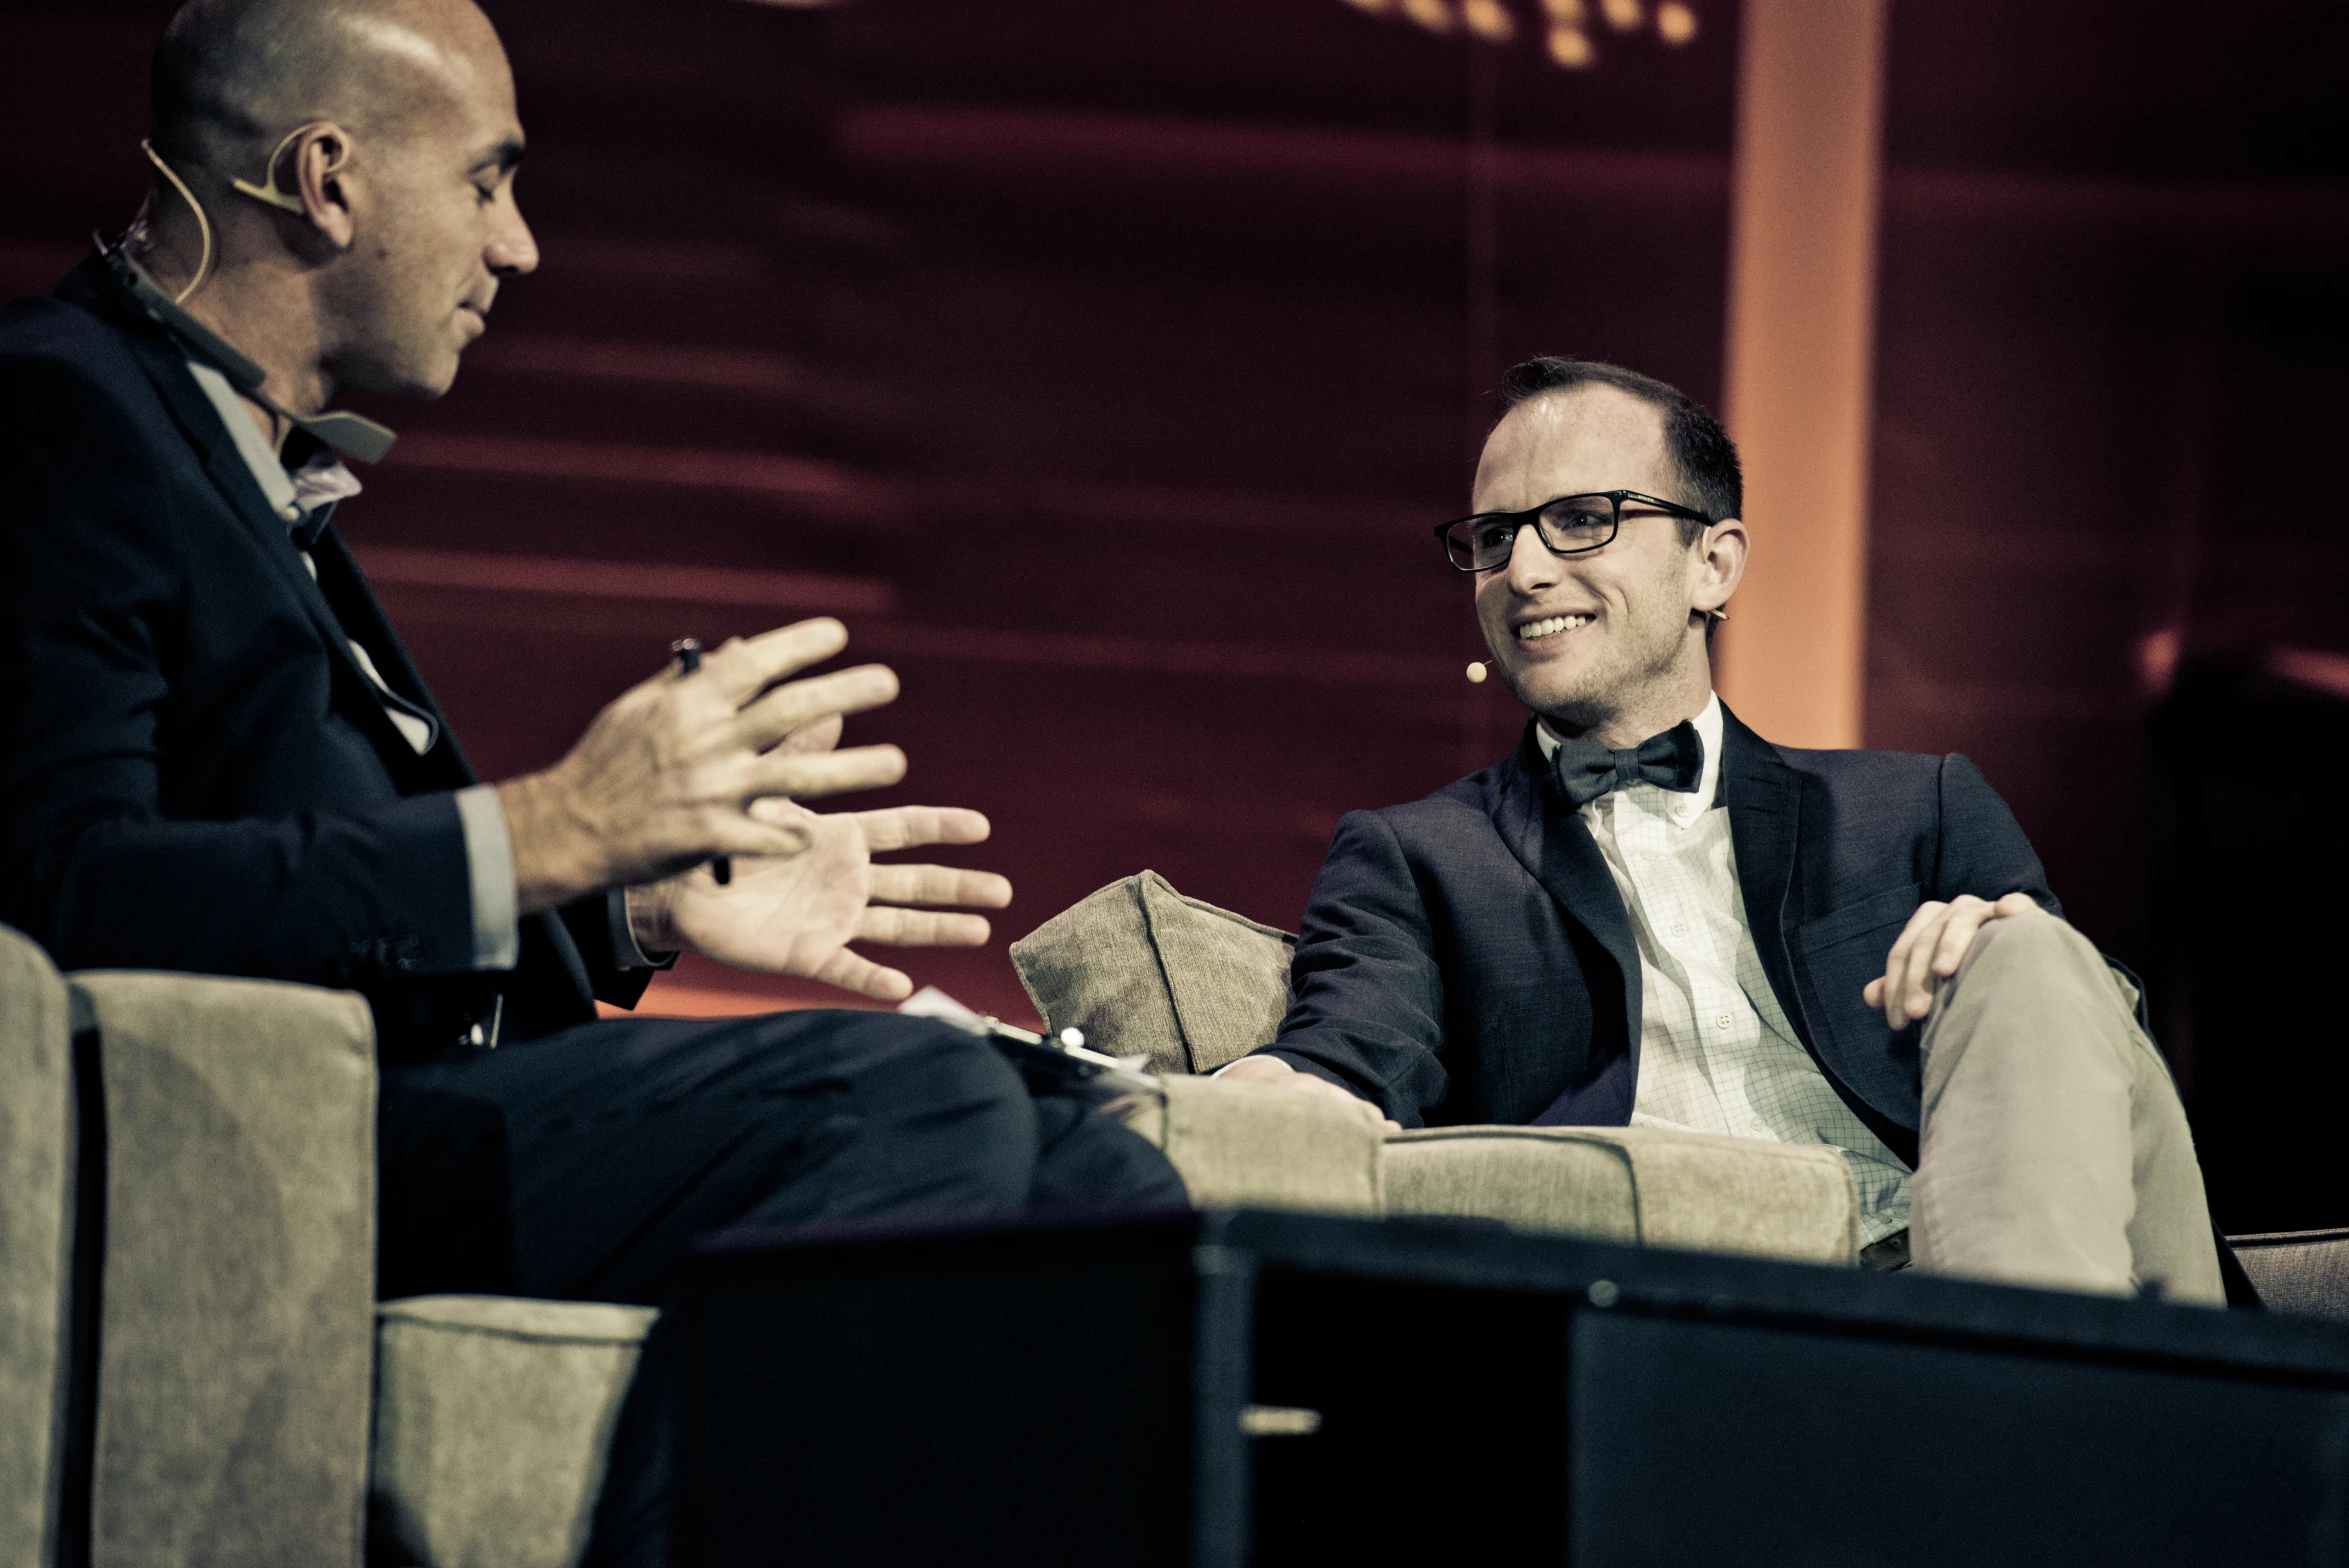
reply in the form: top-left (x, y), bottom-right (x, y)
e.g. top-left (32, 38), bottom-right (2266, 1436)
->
top-left (716, 1008), bottom-right (1026, 1115)
top-left (702, 1012), bottom-right (1041, 1230)
top-left (1952, 908), bottom-right (2105, 991)
top-left (795, 1011), bottom-right (1029, 1120)
top-left (1928, 909), bottom-right (2142, 1082)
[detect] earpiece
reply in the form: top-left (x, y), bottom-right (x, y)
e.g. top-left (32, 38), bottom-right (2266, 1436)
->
top-left (232, 123), bottom-right (346, 216)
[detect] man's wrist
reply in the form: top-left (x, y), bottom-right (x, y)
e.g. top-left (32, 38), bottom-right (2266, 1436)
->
top-left (496, 769), bottom-right (606, 915)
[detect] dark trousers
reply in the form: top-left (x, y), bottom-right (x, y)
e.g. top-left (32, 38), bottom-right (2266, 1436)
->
top-left (374, 1007), bottom-right (1187, 1565)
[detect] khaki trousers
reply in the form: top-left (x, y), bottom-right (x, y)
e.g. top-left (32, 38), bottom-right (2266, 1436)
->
top-left (1907, 912), bottom-right (2225, 1305)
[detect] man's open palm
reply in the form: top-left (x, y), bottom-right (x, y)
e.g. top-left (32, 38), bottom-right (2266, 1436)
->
top-left (660, 801), bottom-right (1012, 1001)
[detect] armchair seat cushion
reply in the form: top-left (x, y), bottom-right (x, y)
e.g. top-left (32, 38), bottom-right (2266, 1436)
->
top-left (1383, 1125), bottom-right (1861, 1266)
top-left (370, 1296), bottom-right (655, 1568)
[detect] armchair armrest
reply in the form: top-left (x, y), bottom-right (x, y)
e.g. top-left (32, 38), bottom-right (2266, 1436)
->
top-left (1113, 1074), bottom-right (1385, 1217)
top-left (0, 926), bottom-right (75, 1568)
top-left (70, 969), bottom-right (377, 1568)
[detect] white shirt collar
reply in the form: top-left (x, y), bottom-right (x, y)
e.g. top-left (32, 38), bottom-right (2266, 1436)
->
top-left (183, 356), bottom-right (362, 530)
top-left (1534, 692), bottom-right (1724, 820)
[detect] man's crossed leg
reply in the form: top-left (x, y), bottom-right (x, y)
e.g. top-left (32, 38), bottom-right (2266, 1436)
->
top-left (1909, 911), bottom-right (2222, 1304)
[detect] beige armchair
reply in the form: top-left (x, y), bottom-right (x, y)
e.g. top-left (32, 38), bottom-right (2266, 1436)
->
top-left (1014, 871), bottom-right (1865, 1264)
top-left (0, 924), bottom-right (644, 1568)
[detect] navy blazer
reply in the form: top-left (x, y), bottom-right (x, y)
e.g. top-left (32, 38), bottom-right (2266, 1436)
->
top-left (0, 255), bottom-right (647, 1052)
top-left (1267, 707), bottom-right (2074, 1166)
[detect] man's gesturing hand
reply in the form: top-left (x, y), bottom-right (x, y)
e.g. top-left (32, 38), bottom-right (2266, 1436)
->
top-left (499, 619), bottom-right (906, 913)
top-left (1861, 891), bottom-right (2043, 1029)
top-left (635, 802), bottom-right (1013, 1002)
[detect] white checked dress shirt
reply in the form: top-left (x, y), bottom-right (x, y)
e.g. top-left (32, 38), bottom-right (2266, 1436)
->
top-left (1538, 695), bottom-right (1913, 1245)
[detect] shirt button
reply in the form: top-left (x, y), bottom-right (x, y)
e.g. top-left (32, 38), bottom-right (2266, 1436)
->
top-left (1670, 920), bottom-right (1688, 935)
top-left (277, 501), bottom-right (302, 523)
top-left (1715, 1013), bottom-right (1733, 1029)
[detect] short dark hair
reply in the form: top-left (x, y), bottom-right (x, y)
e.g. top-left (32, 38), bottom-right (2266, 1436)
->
top-left (1496, 357), bottom-right (1742, 544)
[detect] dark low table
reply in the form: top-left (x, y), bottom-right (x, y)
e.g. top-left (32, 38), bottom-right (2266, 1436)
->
top-left (673, 1208), bottom-right (2349, 1567)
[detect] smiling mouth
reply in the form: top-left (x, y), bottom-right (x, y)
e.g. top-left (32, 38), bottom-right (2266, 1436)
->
top-left (1515, 613), bottom-right (1595, 641)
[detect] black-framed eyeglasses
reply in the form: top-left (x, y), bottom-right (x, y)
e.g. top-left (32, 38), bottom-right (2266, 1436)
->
top-left (1434, 490), bottom-right (1714, 573)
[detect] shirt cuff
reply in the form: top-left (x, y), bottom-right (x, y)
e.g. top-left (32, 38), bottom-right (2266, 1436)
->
top-left (453, 783), bottom-right (520, 971)
top-left (609, 887), bottom-right (677, 971)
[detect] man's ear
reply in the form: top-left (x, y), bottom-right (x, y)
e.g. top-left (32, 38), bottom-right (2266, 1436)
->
top-left (1693, 516), bottom-right (1749, 619)
top-left (289, 125), bottom-right (360, 250)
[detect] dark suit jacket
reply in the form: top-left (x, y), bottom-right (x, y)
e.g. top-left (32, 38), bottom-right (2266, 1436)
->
top-left (1267, 706), bottom-right (2090, 1167)
top-left (0, 255), bottom-right (650, 1054)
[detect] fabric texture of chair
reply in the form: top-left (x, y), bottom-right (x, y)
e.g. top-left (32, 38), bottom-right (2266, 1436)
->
top-left (371, 1296), bottom-right (656, 1568)
top-left (72, 969), bottom-right (378, 1568)
top-left (1011, 871), bottom-right (1296, 1074)
top-left (1115, 1073), bottom-right (1384, 1216)
top-left (0, 925), bottom-right (76, 1568)
top-left (2225, 1230), bottom-right (2349, 1321)
top-left (1384, 1125), bottom-right (1860, 1265)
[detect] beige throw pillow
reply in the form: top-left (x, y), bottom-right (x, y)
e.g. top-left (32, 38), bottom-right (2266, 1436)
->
top-left (1009, 871), bottom-right (1296, 1075)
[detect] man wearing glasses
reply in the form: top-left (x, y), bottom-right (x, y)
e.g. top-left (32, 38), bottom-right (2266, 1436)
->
top-left (1220, 356), bottom-right (2235, 1305)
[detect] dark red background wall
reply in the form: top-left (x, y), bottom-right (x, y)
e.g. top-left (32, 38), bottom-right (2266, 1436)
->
top-left (5, 0), bottom-right (2345, 1222)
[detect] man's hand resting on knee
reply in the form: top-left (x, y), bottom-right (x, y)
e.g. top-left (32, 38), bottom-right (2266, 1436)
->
top-left (1218, 1055), bottom-right (1402, 1131)
top-left (1863, 892), bottom-right (2044, 1029)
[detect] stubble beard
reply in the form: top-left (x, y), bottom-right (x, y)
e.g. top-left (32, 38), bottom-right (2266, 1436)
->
top-left (1493, 613), bottom-right (1697, 743)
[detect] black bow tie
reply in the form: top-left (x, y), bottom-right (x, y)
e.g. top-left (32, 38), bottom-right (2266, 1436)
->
top-left (1546, 720), bottom-right (1704, 809)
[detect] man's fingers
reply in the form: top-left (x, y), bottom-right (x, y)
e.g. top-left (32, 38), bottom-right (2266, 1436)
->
top-left (770, 713), bottom-right (843, 757)
top-left (1879, 901), bottom-right (1942, 984)
top-left (743, 743), bottom-right (907, 801)
top-left (853, 806), bottom-right (992, 853)
top-left (1897, 910), bottom-right (1951, 1022)
top-left (854, 907), bottom-right (993, 947)
top-left (697, 806), bottom-right (818, 862)
top-left (1930, 896), bottom-right (1995, 979)
top-left (810, 948), bottom-right (913, 1002)
top-left (700, 618), bottom-right (850, 705)
top-left (733, 665), bottom-right (899, 752)
top-left (869, 862), bottom-right (1013, 910)
top-left (1875, 901), bottom-right (1944, 1027)
top-left (1866, 896), bottom-right (2041, 1028)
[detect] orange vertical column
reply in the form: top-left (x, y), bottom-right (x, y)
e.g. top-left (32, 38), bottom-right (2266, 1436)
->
top-left (1713, 0), bottom-right (1888, 749)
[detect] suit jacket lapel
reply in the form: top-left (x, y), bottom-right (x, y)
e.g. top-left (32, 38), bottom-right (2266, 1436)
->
top-left (61, 258), bottom-right (427, 767)
top-left (1489, 723), bottom-right (1644, 1123)
top-left (304, 522), bottom-right (477, 789)
top-left (1720, 705), bottom-right (1812, 1052)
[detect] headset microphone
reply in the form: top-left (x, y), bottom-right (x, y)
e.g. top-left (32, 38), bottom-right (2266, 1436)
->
top-left (98, 134), bottom-right (396, 465)
top-left (1466, 662), bottom-right (1489, 683)
top-left (97, 236), bottom-right (397, 464)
